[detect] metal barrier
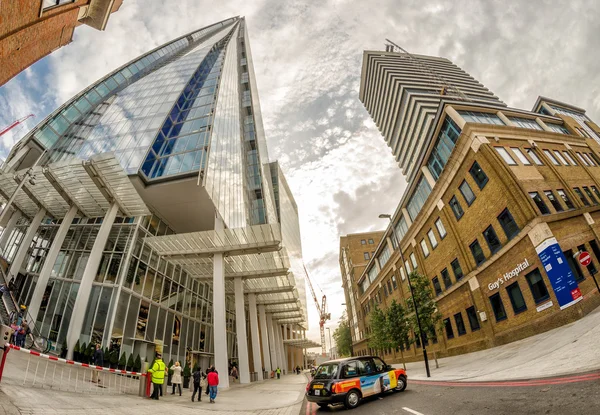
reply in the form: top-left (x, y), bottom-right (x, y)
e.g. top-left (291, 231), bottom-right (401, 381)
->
top-left (263, 370), bottom-right (269, 379)
top-left (0, 343), bottom-right (146, 396)
top-left (249, 371), bottom-right (257, 382)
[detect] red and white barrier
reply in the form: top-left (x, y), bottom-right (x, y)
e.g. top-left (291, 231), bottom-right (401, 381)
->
top-left (5, 344), bottom-right (147, 377)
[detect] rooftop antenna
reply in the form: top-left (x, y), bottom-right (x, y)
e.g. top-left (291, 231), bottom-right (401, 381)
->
top-left (384, 39), bottom-right (471, 102)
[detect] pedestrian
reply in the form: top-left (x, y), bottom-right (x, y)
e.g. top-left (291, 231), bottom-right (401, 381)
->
top-left (205, 367), bottom-right (211, 396)
top-left (148, 353), bottom-right (166, 400)
top-left (276, 366), bottom-right (281, 379)
top-left (230, 365), bottom-right (238, 383)
top-left (92, 343), bottom-right (104, 383)
top-left (15, 323), bottom-right (26, 347)
top-left (192, 367), bottom-right (206, 402)
top-left (207, 365), bottom-right (219, 403)
top-left (170, 361), bottom-right (182, 396)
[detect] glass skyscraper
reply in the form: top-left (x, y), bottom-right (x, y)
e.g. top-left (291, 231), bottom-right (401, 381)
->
top-left (0, 16), bottom-right (312, 386)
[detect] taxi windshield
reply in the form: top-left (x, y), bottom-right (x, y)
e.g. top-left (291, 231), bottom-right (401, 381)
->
top-left (314, 363), bottom-right (339, 379)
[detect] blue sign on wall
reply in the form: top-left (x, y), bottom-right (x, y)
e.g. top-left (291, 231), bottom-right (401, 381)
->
top-left (535, 237), bottom-right (582, 310)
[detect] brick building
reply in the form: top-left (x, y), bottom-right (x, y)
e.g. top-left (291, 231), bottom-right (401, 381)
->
top-left (344, 49), bottom-right (600, 363)
top-left (339, 231), bottom-right (385, 354)
top-left (0, 0), bottom-right (124, 87)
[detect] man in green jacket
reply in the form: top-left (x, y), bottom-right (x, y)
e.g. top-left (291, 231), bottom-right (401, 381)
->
top-left (148, 353), bottom-right (166, 400)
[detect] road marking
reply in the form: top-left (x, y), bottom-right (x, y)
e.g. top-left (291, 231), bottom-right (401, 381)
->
top-left (403, 407), bottom-right (426, 415)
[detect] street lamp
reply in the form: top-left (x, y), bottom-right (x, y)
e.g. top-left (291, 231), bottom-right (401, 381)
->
top-left (326, 327), bottom-right (333, 359)
top-left (379, 213), bottom-right (431, 378)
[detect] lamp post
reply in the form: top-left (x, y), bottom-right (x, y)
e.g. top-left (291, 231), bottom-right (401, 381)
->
top-left (326, 327), bottom-right (333, 359)
top-left (379, 213), bottom-right (431, 378)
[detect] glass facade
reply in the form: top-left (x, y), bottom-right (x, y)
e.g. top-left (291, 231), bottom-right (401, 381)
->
top-left (427, 117), bottom-right (462, 181)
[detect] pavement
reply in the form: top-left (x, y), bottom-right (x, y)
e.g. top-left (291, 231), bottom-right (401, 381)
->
top-left (0, 352), bottom-right (310, 415)
top-left (398, 304), bottom-right (600, 382)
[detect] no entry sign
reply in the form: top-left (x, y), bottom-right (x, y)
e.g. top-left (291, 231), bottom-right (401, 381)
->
top-left (579, 251), bottom-right (591, 267)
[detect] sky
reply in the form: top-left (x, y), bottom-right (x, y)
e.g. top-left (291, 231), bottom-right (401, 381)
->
top-left (1, 0), bottom-right (599, 350)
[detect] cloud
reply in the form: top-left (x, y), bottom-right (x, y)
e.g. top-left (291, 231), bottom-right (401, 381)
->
top-left (1, 0), bottom-right (599, 346)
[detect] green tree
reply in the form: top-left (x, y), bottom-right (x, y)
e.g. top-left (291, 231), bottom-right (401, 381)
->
top-left (406, 271), bottom-right (442, 347)
top-left (368, 305), bottom-right (391, 355)
top-left (133, 355), bottom-right (142, 372)
top-left (387, 299), bottom-right (411, 369)
top-left (118, 352), bottom-right (127, 369)
top-left (127, 354), bottom-right (134, 371)
top-left (333, 314), bottom-right (353, 357)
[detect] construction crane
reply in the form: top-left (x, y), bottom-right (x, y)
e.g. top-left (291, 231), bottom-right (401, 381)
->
top-left (304, 264), bottom-right (331, 357)
top-left (0, 114), bottom-right (35, 137)
top-left (384, 39), bottom-right (471, 102)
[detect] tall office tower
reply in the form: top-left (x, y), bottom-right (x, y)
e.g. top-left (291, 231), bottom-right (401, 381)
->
top-left (0, 17), bottom-right (315, 387)
top-left (359, 50), bottom-right (506, 182)
top-left (1, 1), bottom-right (124, 86)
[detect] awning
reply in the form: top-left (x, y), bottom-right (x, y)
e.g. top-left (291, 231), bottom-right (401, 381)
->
top-left (284, 338), bottom-right (321, 348)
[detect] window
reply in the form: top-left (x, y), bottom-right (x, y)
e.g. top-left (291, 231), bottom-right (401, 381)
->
top-left (43, 0), bottom-right (74, 11)
top-left (584, 153), bottom-right (597, 166)
top-left (459, 180), bottom-right (476, 206)
top-left (387, 280), bottom-right (393, 295)
top-left (435, 218), bottom-right (447, 239)
top-left (427, 117), bottom-right (462, 180)
top-left (469, 161), bottom-right (489, 189)
top-left (544, 190), bottom-right (564, 212)
top-left (546, 123), bottom-right (571, 134)
top-left (361, 239), bottom-right (366, 245)
top-left (543, 150), bottom-right (560, 165)
top-left (454, 312), bottom-right (467, 336)
top-left (525, 268), bottom-right (550, 304)
top-left (427, 229), bottom-right (438, 249)
top-left (497, 208), bottom-right (519, 240)
top-left (395, 216), bottom-right (409, 244)
top-left (372, 357), bottom-right (385, 373)
top-left (420, 239), bottom-right (430, 257)
top-left (466, 306), bottom-right (480, 331)
top-left (578, 243), bottom-right (597, 276)
top-left (407, 177), bottom-right (432, 220)
top-left (592, 186), bottom-right (600, 201)
top-left (506, 282), bottom-right (527, 314)
top-left (576, 152), bottom-right (589, 166)
top-left (410, 253), bottom-right (418, 269)
top-left (495, 147), bottom-right (517, 165)
top-left (470, 239), bottom-right (486, 265)
top-left (557, 189), bottom-right (575, 210)
top-left (564, 249), bottom-right (584, 282)
top-left (529, 192), bottom-right (551, 215)
top-left (451, 259), bottom-right (464, 280)
top-left (562, 151), bottom-right (577, 165)
top-left (509, 117), bottom-right (543, 130)
top-left (459, 111), bottom-right (505, 125)
top-left (341, 360), bottom-right (366, 378)
top-left (404, 260), bottom-right (411, 275)
top-left (383, 284), bottom-right (388, 297)
top-left (525, 148), bottom-right (543, 165)
top-left (391, 274), bottom-right (398, 289)
top-left (441, 268), bottom-right (452, 289)
top-left (368, 239), bottom-right (374, 244)
top-left (489, 293), bottom-right (507, 322)
top-left (573, 187), bottom-right (590, 206)
top-left (552, 150), bottom-right (569, 166)
top-left (432, 277), bottom-right (442, 295)
top-left (363, 252), bottom-right (370, 261)
top-left (449, 196), bottom-right (464, 220)
top-left (583, 187), bottom-right (598, 204)
top-left (444, 318), bottom-right (454, 339)
top-left (378, 245), bottom-right (391, 268)
top-left (511, 148), bottom-right (531, 165)
top-left (483, 225), bottom-right (502, 254)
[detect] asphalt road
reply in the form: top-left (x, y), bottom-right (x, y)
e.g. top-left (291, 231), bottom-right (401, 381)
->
top-left (300, 372), bottom-right (600, 415)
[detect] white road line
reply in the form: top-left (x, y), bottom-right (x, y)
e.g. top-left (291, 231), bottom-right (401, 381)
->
top-left (403, 407), bottom-right (426, 415)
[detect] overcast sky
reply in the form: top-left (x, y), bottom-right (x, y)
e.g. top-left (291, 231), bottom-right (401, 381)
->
top-left (1, 0), bottom-right (599, 348)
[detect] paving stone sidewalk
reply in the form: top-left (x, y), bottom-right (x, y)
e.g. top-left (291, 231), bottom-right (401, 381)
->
top-left (397, 304), bottom-right (600, 382)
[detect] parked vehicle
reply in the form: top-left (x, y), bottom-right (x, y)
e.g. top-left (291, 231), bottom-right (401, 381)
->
top-left (306, 356), bottom-right (407, 410)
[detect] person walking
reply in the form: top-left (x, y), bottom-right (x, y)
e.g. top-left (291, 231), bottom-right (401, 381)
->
top-left (191, 367), bottom-right (206, 402)
top-left (204, 367), bottom-right (212, 396)
top-left (148, 353), bottom-right (166, 400)
top-left (207, 365), bottom-right (219, 403)
top-left (170, 361), bottom-right (183, 396)
top-left (92, 344), bottom-right (104, 383)
top-left (276, 366), bottom-right (281, 379)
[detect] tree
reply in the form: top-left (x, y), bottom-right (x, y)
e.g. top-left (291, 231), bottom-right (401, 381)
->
top-left (406, 271), bottom-right (442, 348)
top-left (118, 352), bottom-right (127, 369)
top-left (133, 354), bottom-right (142, 372)
top-left (387, 299), bottom-right (411, 369)
top-left (368, 305), bottom-right (391, 355)
top-left (333, 316), bottom-right (353, 357)
top-left (127, 354), bottom-right (134, 371)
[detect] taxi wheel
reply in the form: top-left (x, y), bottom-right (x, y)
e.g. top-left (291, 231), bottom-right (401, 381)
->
top-left (344, 389), bottom-right (361, 409)
top-left (395, 376), bottom-right (407, 392)
top-left (317, 403), bottom-right (328, 409)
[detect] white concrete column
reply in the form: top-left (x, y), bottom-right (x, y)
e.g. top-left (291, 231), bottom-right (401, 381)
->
top-left (291, 345), bottom-right (295, 371)
top-left (304, 348), bottom-right (307, 369)
top-left (258, 304), bottom-right (271, 372)
top-left (277, 324), bottom-right (285, 374)
top-left (8, 208), bottom-right (46, 282)
top-left (0, 209), bottom-right (22, 253)
top-left (28, 205), bottom-right (77, 324)
top-left (66, 203), bottom-right (117, 359)
top-left (266, 313), bottom-right (279, 371)
top-left (210, 216), bottom-right (229, 388)
top-left (248, 294), bottom-right (263, 380)
top-left (234, 277), bottom-right (250, 384)
top-left (283, 324), bottom-right (289, 372)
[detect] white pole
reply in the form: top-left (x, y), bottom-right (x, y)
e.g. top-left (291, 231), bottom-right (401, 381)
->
top-left (234, 277), bottom-right (250, 384)
top-left (248, 293), bottom-right (263, 380)
top-left (211, 216), bottom-right (229, 388)
top-left (258, 304), bottom-right (271, 373)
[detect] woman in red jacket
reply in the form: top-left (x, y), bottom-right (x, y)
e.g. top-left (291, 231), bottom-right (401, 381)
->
top-left (207, 366), bottom-right (219, 403)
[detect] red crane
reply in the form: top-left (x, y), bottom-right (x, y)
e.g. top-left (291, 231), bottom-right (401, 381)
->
top-left (304, 264), bottom-right (331, 357)
top-left (0, 114), bottom-right (35, 137)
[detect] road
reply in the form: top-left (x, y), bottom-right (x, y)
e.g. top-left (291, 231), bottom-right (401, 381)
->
top-left (300, 371), bottom-right (600, 415)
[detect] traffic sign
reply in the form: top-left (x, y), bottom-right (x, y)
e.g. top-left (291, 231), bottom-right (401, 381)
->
top-left (579, 251), bottom-right (591, 267)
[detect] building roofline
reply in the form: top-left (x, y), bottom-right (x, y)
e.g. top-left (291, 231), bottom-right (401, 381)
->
top-left (532, 96), bottom-right (587, 115)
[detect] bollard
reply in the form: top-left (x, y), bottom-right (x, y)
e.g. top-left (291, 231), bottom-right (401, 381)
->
top-left (139, 361), bottom-right (149, 397)
top-left (0, 343), bottom-right (10, 383)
